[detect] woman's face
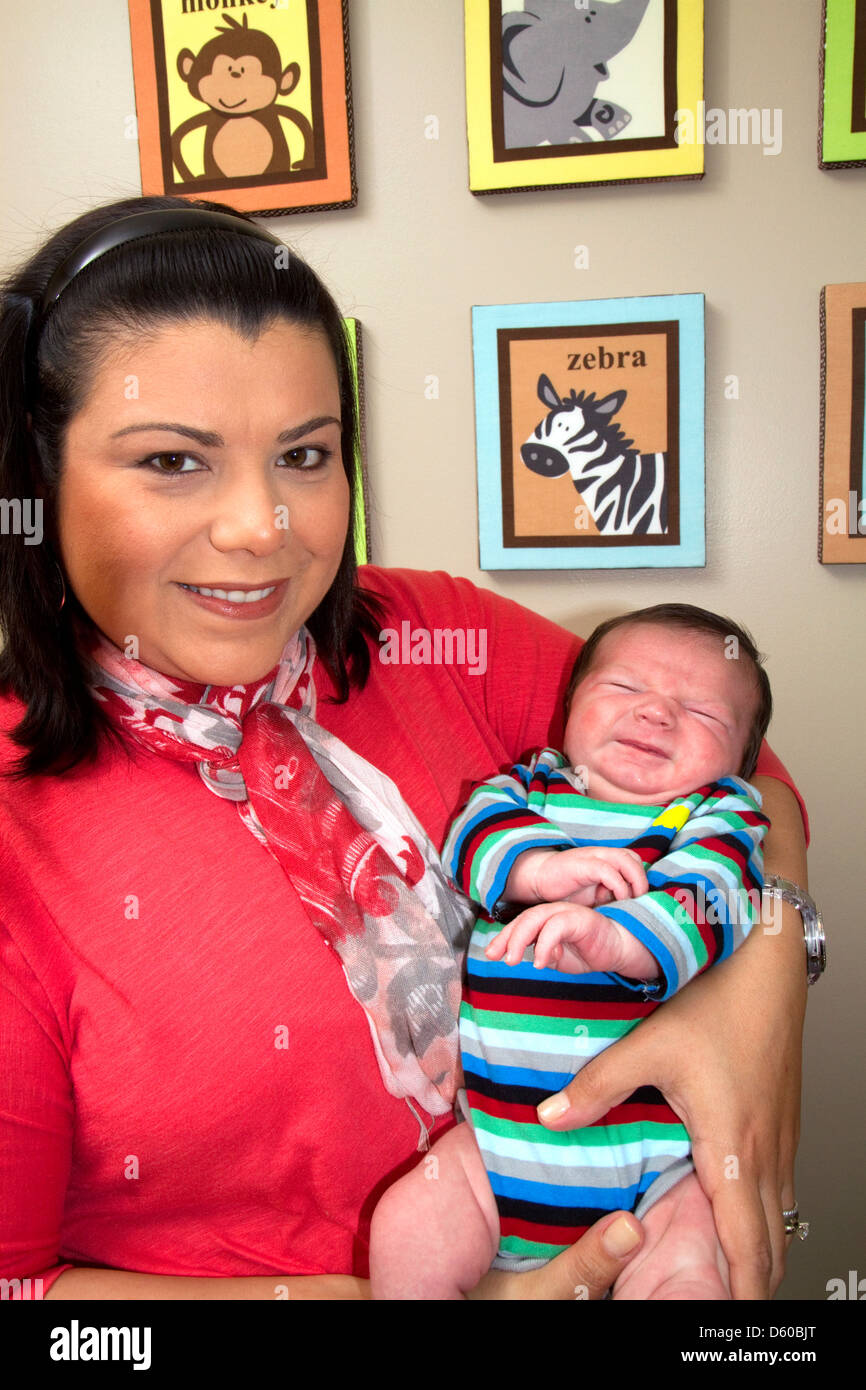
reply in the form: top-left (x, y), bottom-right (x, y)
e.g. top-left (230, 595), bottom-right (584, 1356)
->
top-left (56, 316), bottom-right (349, 686)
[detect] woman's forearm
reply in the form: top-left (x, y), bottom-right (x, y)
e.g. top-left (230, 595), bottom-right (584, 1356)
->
top-left (44, 1267), bottom-right (370, 1300)
top-left (749, 774), bottom-right (810, 998)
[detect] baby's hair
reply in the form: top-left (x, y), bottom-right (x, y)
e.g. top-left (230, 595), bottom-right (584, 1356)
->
top-left (565, 603), bottom-right (773, 781)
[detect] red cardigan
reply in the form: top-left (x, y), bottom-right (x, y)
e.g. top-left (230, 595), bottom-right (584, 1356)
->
top-left (0, 569), bottom-right (805, 1294)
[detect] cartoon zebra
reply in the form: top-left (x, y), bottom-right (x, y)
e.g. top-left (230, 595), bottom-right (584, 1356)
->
top-left (521, 374), bottom-right (668, 536)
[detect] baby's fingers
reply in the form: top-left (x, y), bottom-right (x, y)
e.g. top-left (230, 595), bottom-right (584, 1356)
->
top-left (484, 924), bottom-right (514, 960)
top-left (487, 904), bottom-right (552, 964)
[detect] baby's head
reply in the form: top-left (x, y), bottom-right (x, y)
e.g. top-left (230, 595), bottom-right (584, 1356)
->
top-left (563, 604), bottom-right (772, 804)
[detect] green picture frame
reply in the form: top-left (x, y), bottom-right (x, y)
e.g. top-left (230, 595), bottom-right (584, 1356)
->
top-left (820, 0), bottom-right (866, 167)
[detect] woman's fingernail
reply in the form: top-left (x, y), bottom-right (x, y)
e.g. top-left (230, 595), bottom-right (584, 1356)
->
top-left (537, 1094), bottom-right (570, 1122)
top-left (603, 1215), bottom-right (641, 1257)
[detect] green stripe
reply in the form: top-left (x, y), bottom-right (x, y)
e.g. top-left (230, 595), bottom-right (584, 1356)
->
top-left (500, 1234), bottom-right (568, 1259)
top-left (471, 1108), bottom-right (690, 1148)
top-left (658, 895), bottom-right (709, 966)
top-left (461, 1002), bottom-right (640, 1040)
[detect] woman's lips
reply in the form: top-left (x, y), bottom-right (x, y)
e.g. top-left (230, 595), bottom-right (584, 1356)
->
top-left (176, 579), bottom-right (288, 621)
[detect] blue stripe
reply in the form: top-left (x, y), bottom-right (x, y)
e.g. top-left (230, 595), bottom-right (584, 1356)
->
top-left (462, 1050), bottom-right (577, 1094)
top-left (490, 1170), bottom-right (662, 1211)
top-left (466, 954), bottom-right (611, 986)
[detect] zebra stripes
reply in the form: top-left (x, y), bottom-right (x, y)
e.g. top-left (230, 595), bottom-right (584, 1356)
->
top-left (521, 373), bottom-right (668, 536)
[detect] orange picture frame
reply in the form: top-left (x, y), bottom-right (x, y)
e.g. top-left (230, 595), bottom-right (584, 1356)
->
top-left (819, 283), bottom-right (866, 562)
top-left (127, 0), bottom-right (355, 216)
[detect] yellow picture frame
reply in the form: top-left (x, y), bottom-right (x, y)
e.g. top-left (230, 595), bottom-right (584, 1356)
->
top-left (465, 0), bottom-right (704, 194)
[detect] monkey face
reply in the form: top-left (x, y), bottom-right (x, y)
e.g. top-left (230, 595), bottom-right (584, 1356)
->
top-left (198, 53), bottom-right (278, 115)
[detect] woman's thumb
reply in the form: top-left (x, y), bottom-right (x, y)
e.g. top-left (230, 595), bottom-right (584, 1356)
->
top-left (537, 1032), bottom-right (651, 1129)
top-left (531, 1212), bottom-right (645, 1299)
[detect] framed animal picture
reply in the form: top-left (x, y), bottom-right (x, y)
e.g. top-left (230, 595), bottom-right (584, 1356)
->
top-left (819, 284), bottom-right (866, 562)
top-left (472, 294), bottom-right (705, 569)
top-left (465, 0), bottom-right (704, 194)
top-left (821, 0), bottom-right (866, 168)
top-left (127, 0), bottom-right (356, 215)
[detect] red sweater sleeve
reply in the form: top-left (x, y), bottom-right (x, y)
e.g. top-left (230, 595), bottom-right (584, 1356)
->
top-left (0, 870), bottom-right (75, 1297)
top-left (752, 740), bottom-right (810, 845)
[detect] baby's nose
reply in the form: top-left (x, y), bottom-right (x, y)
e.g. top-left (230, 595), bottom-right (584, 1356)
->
top-left (636, 695), bottom-right (676, 722)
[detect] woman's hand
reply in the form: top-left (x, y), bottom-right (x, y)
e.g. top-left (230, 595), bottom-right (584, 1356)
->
top-left (529, 778), bottom-right (808, 1301)
top-left (467, 1211), bottom-right (644, 1300)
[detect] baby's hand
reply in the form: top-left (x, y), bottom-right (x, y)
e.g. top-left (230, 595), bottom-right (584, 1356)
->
top-left (486, 901), bottom-right (659, 979)
top-left (505, 846), bottom-right (648, 906)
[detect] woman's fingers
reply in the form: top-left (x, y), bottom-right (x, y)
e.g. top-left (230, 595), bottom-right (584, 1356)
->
top-left (691, 1141), bottom-right (775, 1301)
top-left (468, 1211), bottom-right (645, 1300)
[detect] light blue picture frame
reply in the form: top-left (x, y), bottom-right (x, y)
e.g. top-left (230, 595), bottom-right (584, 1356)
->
top-left (473, 293), bottom-right (705, 569)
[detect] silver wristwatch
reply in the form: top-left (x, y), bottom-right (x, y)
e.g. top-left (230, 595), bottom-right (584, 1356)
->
top-left (763, 875), bottom-right (826, 984)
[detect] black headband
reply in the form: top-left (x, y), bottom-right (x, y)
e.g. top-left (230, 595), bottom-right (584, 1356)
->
top-left (23, 209), bottom-right (286, 404)
top-left (37, 208), bottom-right (284, 317)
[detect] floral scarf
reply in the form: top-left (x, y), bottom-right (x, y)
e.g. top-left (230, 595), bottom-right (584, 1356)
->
top-left (85, 628), bottom-right (475, 1134)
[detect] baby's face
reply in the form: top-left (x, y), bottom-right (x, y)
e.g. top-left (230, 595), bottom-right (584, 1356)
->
top-left (563, 623), bottom-right (757, 804)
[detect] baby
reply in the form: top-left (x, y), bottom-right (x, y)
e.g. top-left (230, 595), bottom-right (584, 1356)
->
top-left (370, 603), bottom-right (772, 1300)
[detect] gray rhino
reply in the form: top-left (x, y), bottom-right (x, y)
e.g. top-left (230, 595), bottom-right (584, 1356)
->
top-left (502, 0), bottom-right (652, 149)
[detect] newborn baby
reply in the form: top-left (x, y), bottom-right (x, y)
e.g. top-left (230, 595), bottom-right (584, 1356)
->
top-left (370, 603), bottom-right (772, 1300)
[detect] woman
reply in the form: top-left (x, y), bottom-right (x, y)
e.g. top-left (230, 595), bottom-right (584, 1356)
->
top-left (0, 195), bottom-right (809, 1300)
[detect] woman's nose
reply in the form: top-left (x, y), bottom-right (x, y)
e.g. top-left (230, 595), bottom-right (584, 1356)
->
top-left (207, 474), bottom-right (286, 556)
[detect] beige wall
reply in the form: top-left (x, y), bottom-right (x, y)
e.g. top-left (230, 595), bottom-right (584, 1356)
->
top-left (2, 0), bottom-right (863, 1300)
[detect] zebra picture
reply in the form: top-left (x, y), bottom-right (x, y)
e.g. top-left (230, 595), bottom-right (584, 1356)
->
top-left (521, 374), bottom-right (668, 537)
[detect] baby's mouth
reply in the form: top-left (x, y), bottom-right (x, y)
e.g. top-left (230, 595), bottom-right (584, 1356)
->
top-left (617, 738), bottom-right (669, 758)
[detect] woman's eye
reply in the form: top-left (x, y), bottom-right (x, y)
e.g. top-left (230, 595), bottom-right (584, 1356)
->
top-left (281, 446), bottom-right (329, 470)
top-left (142, 453), bottom-right (200, 475)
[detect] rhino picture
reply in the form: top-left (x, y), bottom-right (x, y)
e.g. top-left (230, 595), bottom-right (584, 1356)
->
top-left (501, 0), bottom-right (653, 149)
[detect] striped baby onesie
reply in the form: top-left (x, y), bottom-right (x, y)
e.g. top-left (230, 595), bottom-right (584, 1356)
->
top-left (443, 749), bottom-right (769, 1266)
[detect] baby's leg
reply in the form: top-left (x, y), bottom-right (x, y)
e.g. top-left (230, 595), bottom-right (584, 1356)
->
top-left (369, 1121), bottom-right (500, 1299)
top-left (612, 1171), bottom-right (730, 1301)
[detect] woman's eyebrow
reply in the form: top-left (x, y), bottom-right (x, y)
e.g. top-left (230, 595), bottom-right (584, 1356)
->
top-left (110, 416), bottom-right (342, 446)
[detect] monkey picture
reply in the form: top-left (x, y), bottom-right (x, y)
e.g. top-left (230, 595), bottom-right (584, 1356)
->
top-left (171, 14), bottom-right (315, 183)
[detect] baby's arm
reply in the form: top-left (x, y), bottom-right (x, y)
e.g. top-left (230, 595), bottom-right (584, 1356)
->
top-left (487, 780), bottom-right (769, 990)
top-left (442, 755), bottom-right (579, 910)
top-left (443, 753), bottom-right (648, 912)
top-left (585, 780), bottom-right (770, 1000)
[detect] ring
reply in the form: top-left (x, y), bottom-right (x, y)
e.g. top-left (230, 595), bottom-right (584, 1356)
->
top-left (782, 1205), bottom-right (810, 1240)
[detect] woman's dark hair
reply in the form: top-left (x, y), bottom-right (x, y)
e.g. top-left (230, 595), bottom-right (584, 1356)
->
top-left (0, 194), bottom-right (383, 778)
top-left (564, 603), bottom-right (773, 781)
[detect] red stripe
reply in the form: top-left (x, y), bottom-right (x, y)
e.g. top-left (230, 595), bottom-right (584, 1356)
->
top-left (500, 1214), bottom-right (589, 1246)
top-left (464, 986), bottom-right (656, 1021)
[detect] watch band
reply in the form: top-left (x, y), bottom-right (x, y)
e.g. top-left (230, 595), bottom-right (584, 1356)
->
top-left (763, 875), bottom-right (826, 984)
